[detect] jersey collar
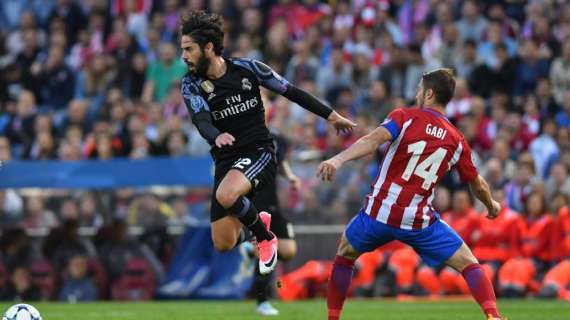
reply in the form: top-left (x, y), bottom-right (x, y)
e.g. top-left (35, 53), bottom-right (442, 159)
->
top-left (421, 107), bottom-right (450, 122)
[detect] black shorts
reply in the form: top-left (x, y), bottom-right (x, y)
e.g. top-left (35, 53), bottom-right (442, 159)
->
top-left (211, 146), bottom-right (277, 222)
top-left (252, 176), bottom-right (295, 240)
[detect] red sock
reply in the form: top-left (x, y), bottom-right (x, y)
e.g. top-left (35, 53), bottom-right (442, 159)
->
top-left (327, 255), bottom-right (355, 320)
top-left (462, 263), bottom-right (500, 318)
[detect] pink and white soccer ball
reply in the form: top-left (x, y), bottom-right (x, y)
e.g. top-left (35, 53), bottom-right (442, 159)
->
top-left (2, 304), bottom-right (42, 320)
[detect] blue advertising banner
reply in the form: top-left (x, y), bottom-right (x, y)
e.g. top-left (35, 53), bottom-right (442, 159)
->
top-left (0, 156), bottom-right (214, 189)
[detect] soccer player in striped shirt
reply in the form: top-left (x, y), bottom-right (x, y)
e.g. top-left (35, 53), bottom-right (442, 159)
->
top-left (317, 69), bottom-right (504, 320)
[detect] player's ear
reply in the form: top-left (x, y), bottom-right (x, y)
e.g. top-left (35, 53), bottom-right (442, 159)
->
top-left (426, 88), bottom-right (435, 101)
top-left (204, 42), bottom-right (214, 56)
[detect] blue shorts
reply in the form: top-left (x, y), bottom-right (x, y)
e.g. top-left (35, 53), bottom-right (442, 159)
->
top-left (345, 210), bottom-right (463, 267)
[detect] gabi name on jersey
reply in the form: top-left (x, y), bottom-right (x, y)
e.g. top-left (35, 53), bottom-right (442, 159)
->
top-left (425, 124), bottom-right (447, 140)
top-left (212, 94), bottom-right (259, 121)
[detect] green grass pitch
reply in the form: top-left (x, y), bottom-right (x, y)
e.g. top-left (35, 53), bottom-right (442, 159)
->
top-left (1, 299), bottom-right (568, 319)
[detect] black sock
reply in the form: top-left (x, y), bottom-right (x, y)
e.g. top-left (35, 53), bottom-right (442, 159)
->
top-left (229, 196), bottom-right (273, 241)
top-left (255, 261), bottom-right (272, 304)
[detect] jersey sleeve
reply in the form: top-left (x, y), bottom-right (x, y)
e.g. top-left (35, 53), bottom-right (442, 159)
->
top-left (181, 76), bottom-right (210, 115)
top-left (380, 108), bottom-right (407, 141)
top-left (454, 139), bottom-right (478, 182)
top-left (181, 76), bottom-right (220, 144)
top-left (232, 58), bottom-right (290, 94)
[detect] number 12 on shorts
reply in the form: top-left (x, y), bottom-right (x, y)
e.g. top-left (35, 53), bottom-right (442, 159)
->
top-left (233, 158), bottom-right (252, 169)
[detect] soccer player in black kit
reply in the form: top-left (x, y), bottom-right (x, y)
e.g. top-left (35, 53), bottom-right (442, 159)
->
top-left (180, 10), bottom-right (356, 276)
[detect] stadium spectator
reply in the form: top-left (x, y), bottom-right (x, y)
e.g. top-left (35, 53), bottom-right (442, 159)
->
top-left (23, 194), bottom-right (58, 229)
top-left (58, 255), bottom-right (98, 302)
top-left (545, 164), bottom-right (570, 201)
top-left (30, 45), bottom-right (75, 111)
top-left (456, 1), bottom-right (487, 42)
top-left (555, 92), bottom-right (570, 128)
top-left (316, 46), bottom-right (352, 99)
top-left (48, 0), bottom-right (86, 45)
top-left (513, 40), bottom-right (550, 102)
top-left (4, 90), bottom-right (37, 151)
top-left (0, 228), bottom-right (33, 271)
top-left (78, 192), bottom-right (104, 228)
top-left (498, 191), bottom-right (557, 297)
top-left (97, 218), bottom-right (163, 281)
top-left (454, 39), bottom-right (478, 80)
top-left (43, 219), bottom-right (97, 270)
top-left (142, 42), bottom-right (186, 103)
top-left (535, 78), bottom-right (559, 118)
top-left (59, 198), bottom-right (80, 221)
top-left (75, 54), bottom-right (116, 102)
top-left (549, 42), bottom-right (570, 107)
top-left (0, 265), bottom-right (41, 302)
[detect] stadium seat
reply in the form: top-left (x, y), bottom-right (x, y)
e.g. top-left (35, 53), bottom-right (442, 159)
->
top-left (111, 257), bottom-right (156, 300)
top-left (0, 261), bottom-right (8, 288)
top-left (30, 259), bottom-right (58, 300)
top-left (87, 258), bottom-right (108, 299)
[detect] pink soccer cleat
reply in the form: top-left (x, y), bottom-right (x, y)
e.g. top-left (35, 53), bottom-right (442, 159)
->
top-left (258, 211), bottom-right (278, 275)
top-left (259, 211), bottom-right (272, 230)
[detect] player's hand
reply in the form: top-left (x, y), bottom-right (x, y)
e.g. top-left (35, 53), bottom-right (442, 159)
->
top-left (215, 133), bottom-right (235, 148)
top-left (328, 111), bottom-right (357, 135)
top-left (317, 158), bottom-right (341, 182)
top-left (288, 174), bottom-right (301, 191)
top-left (486, 200), bottom-right (501, 219)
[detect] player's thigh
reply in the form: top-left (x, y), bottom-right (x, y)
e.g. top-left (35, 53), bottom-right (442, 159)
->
top-left (216, 169), bottom-right (252, 207)
top-left (397, 219), bottom-right (466, 268)
top-left (217, 148), bottom-right (276, 206)
top-left (343, 210), bottom-right (395, 258)
top-left (445, 242), bottom-right (479, 272)
top-left (211, 215), bottom-right (243, 250)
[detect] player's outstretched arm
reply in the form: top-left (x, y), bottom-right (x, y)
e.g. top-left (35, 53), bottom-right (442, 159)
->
top-left (468, 175), bottom-right (501, 219)
top-left (326, 110), bottom-right (357, 135)
top-left (234, 58), bottom-right (356, 134)
top-left (317, 126), bottom-right (392, 181)
top-left (282, 86), bottom-right (356, 134)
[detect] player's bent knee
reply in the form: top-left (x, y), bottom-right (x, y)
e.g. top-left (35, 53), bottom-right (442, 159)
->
top-left (215, 187), bottom-right (240, 209)
top-left (337, 233), bottom-right (360, 260)
top-left (212, 228), bottom-right (238, 252)
top-left (212, 237), bottom-right (235, 252)
top-left (446, 244), bottom-right (479, 272)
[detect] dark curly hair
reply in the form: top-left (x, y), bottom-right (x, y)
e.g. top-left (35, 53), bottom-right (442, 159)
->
top-left (179, 10), bottom-right (224, 55)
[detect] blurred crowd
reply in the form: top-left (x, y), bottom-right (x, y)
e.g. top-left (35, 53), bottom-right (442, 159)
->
top-left (1, 0), bottom-right (570, 301)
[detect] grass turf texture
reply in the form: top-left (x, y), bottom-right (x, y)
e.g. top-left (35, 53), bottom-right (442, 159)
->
top-left (1, 299), bottom-right (567, 319)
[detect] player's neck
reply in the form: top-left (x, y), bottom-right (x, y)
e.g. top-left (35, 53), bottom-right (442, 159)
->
top-left (422, 103), bottom-right (445, 115)
top-left (206, 56), bottom-right (227, 79)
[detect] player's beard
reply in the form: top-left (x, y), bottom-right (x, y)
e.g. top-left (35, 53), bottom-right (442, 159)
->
top-left (186, 49), bottom-right (211, 78)
top-left (195, 50), bottom-right (211, 78)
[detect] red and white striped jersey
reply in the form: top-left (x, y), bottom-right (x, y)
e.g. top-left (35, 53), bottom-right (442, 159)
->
top-left (364, 107), bottom-right (478, 230)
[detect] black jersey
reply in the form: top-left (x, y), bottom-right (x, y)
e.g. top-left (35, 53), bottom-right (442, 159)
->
top-left (272, 132), bottom-right (290, 166)
top-left (182, 57), bottom-right (291, 161)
